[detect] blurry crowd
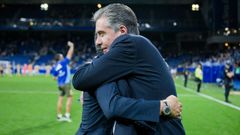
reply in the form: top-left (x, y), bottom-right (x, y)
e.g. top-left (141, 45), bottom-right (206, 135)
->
top-left (0, 4), bottom-right (206, 32)
top-left (1, 35), bottom-right (240, 92)
top-left (0, 36), bottom-right (96, 76)
top-left (0, 36), bottom-right (96, 62)
top-left (1, 36), bottom-right (240, 78)
top-left (175, 49), bottom-right (240, 91)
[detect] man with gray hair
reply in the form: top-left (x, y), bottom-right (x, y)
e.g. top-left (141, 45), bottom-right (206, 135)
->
top-left (73, 3), bottom-right (185, 135)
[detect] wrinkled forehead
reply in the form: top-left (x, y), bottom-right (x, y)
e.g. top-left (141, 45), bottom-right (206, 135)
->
top-left (95, 17), bottom-right (112, 31)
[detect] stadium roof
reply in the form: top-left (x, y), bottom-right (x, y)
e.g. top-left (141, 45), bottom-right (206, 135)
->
top-left (1, 0), bottom-right (196, 5)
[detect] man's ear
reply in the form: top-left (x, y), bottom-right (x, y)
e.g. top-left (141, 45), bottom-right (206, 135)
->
top-left (119, 25), bottom-right (128, 34)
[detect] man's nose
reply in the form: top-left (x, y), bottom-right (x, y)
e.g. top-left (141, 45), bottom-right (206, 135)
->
top-left (95, 37), bottom-right (102, 46)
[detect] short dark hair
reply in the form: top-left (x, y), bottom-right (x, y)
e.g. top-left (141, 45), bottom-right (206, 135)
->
top-left (54, 53), bottom-right (62, 61)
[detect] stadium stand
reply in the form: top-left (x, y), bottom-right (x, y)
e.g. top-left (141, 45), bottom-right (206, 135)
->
top-left (0, 0), bottom-right (239, 90)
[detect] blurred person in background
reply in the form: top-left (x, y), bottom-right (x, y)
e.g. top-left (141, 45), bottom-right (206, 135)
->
top-left (0, 65), bottom-right (3, 76)
top-left (224, 62), bottom-right (234, 103)
top-left (195, 63), bottom-right (203, 92)
top-left (52, 41), bottom-right (74, 122)
top-left (183, 65), bottom-right (189, 88)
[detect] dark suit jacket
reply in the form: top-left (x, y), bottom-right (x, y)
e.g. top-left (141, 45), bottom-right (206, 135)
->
top-left (75, 91), bottom-right (113, 135)
top-left (76, 80), bottom-right (160, 135)
top-left (73, 34), bottom-right (185, 135)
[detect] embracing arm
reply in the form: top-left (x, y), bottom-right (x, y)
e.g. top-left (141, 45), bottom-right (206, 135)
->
top-left (95, 82), bottom-right (182, 122)
top-left (95, 82), bottom-right (159, 122)
top-left (72, 44), bottom-right (135, 91)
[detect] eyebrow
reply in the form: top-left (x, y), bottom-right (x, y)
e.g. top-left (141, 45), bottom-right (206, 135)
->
top-left (96, 30), bottom-right (105, 34)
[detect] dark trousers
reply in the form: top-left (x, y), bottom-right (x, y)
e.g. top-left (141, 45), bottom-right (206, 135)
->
top-left (184, 75), bottom-right (188, 87)
top-left (224, 85), bottom-right (232, 102)
top-left (195, 78), bottom-right (202, 92)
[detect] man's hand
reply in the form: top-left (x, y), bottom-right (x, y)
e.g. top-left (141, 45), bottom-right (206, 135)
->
top-left (227, 72), bottom-right (234, 78)
top-left (66, 41), bottom-right (74, 59)
top-left (160, 95), bottom-right (182, 118)
top-left (67, 41), bottom-right (74, 48)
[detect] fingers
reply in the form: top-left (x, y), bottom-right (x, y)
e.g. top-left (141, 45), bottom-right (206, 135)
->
top-left (179, 103), bottom-right (182, 112)
top-left (164, 95), bottom-right (183, 119)
top-left (67, 41), bottom-right (74, 47)
top-left (166, 96), bottom-right (183, 118)
top-left (179, 102), bottom-right (183, 108)
top-left (172, 108), bottom-right (182, 118)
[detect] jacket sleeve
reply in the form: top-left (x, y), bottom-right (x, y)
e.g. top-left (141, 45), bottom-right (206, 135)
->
top-left (72, 44), bottom-right (135, 91)
top-left (94, 82), bottom-right (160, 122)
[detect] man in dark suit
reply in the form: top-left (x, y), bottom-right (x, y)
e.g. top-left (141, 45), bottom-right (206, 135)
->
top-left (76, 79), bottom-right (181, 135)
top-left (73, 3), bottom-right (185, 135)
top-left (75, 44), bottom-right (183, 135)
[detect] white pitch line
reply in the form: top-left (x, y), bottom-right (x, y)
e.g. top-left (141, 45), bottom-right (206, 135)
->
top-left (176, 84), bottom-right (240, 111)
top-left (0, 90), bottom-right (57, 94)
top-left (177, 94), bottom-right (198, 97)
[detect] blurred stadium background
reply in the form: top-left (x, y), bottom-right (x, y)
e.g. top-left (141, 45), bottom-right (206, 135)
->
top-left (0, 0), bottom-right (240, 135)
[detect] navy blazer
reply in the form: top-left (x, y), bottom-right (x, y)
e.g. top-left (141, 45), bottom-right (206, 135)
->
top-left (76, 80), bottom-right (160, 135)
top-left (73, 34), bottom-right (185, 135)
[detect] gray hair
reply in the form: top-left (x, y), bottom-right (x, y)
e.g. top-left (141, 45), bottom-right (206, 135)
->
top-left (92, 3), bottom-right (139, 35)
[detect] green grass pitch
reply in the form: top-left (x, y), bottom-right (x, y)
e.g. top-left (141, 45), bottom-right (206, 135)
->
top-left (0, 75), bottom-right (239, 135)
